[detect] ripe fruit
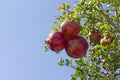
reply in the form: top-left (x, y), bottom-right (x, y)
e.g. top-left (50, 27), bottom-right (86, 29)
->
top-left (89, 30), bottom-right (101, 42)
top-left (60, 20), bottom-right (81, 40)
top-left (45, 31), bottom-right (66, 52)
top-left (100, 35), bottom-right (114, 46)
top-left (65, 36), bottom-right (88, 58)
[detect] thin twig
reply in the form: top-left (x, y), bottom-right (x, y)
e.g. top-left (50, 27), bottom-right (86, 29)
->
top-left (114, 0), bottom-right (119, 26)
top-left (95, 6), bottom-right (120, 33)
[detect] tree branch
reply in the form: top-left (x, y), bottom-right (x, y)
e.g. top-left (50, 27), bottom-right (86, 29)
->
top-left (95, 6), bottom-right (120, 33)
top-left (114, 0), bottom-right (119, 26)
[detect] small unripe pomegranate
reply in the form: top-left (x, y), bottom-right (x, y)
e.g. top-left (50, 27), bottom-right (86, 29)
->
top-left (100, 35), bottom-right (114, 46)
top-left (45, 31), bottom-right (66, 52)
top-left (65, 36), bottom-right (88, 58)
top-left (89, 30), bottom-right (101, 42)
top-left (60, 20), bottom-right (81, 40)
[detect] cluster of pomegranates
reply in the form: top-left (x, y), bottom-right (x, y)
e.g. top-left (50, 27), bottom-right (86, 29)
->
top-left (88, 28), bottom-right (114, 70)
top-left (45, 20), bottom-right (89, 58)
top-left (45, 19), bottom-right (114, 59)
top-left (89, 30), bottom-right (114, 46)
top-left (88, 29), bottom-right (115, 71)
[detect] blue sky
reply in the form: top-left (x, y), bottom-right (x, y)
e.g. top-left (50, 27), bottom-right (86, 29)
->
top-left (0, 0), bottom-right (76, 80)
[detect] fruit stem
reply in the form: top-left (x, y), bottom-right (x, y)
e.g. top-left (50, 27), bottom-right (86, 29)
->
top-left (44, 40), bottom-right (49, 44)
top-left (71, 19), bottom-right (75, 22)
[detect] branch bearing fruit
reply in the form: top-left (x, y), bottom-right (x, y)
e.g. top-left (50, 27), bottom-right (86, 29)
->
top-left (100, 35), bottom-right (114, 46)
top-left (89, 30), bottom-right (101, 43)
top-left (60, 20), bottom-right (81, 40)
top-left (65, 36), bottom-right (89, 58)
top-left (45, 31), bottom-right (66, 52)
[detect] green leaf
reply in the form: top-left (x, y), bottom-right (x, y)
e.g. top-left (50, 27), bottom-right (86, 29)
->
top-left (57, 7), bottom-right (64, 11)
top-left (54, 21), bottom-right (60, 28)
top-left (65, 59), bottom-right (71, 66)
top-left (44, 45), bottom-right (49, 52)
top-left (57, 58), bottom-right (64, 66)
top-left (62, 3), bottom-right (65, 9)
top-left (57, 62), bottom-right (64, 66)
top-left (51, 27), bottom-right (58, 32)
top-left (66, 3), bottom-right (71, 9)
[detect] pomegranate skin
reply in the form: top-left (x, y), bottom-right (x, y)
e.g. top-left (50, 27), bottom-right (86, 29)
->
top-left (89, 30), bottom-right (101, 42)
top-left (65, 36), bottom-right (89, 58)
top-left (100, 35), bottom-right (114, 46)
top-left (61, 20), bottom-right (81, 40)
top-left (45, 31), bottom-right (66, 52)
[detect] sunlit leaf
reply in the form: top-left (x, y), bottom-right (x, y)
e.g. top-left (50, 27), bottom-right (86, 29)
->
top-left (51, 27), bottom-right (58, 32)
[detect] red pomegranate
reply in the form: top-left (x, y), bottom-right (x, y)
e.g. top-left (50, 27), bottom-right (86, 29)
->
top-left (65, 36), bottom-right (89, 58)
top-left (100, 35), bottom-right (114, 46)
top-left (89, 30), bottom-right (101, 42)
top-left (45, 31), bottom-right (66, 52)
top-left (60, 20), bottom-right (81, 40)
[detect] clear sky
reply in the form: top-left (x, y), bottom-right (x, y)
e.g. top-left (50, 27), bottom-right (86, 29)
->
top-left (0, 0), bottom-right (76, 80)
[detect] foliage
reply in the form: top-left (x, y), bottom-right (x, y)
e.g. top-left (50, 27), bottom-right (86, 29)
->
top-left (45, 0), bottom-right (120, 79)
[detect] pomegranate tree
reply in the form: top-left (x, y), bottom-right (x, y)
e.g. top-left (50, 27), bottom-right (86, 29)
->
top-left (60, 20), bottom-right (81, 40)
top-left (65, 36), bottom-right (89, 58)
top-left (45, 31), bottom-right (66, 52)
top-left (44, 1), bottom-right (120, 79)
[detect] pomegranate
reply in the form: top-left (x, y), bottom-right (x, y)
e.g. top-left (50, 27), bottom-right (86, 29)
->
top-left (45, 31), bottom-right (66, 52)
top-left (60, 20), bottom-right (81, 40)
top-left (89, 30), bottom-right (101, 42)
top-left (100, 35), bottom-right (114, 46)
top-left (65, 36), bottom-right (88, 58)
